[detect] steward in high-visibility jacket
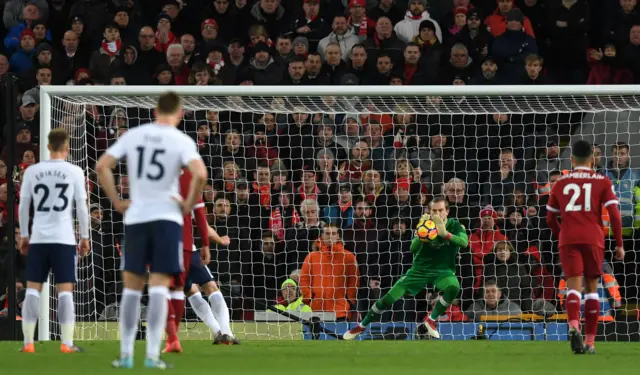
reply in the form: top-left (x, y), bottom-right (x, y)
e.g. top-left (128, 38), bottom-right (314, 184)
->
top-left (606, 167), bottom-right (640, 237)
top-left (557, 263), bottom-right (622, 322)
top-left (275, 279), bottom-right (312, 312)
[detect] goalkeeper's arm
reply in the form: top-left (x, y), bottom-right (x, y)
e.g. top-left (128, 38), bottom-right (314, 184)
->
top-left (435, 217), bottom-right (469, 248)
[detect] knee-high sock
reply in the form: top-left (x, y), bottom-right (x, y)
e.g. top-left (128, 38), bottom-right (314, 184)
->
top-left (584, 293), bottom-right (599, 346)
top-left (165, 295), bottom-right (178, 343)
top-left (22, 288), bottom-right (40, 346)
top-left (58, 291), bottom-right (75, 347)
top-left (430, 277), bottom-right (460, 321)
top-left (361, 284), bottom-right (406, 327)
top-left (566, 289), bottom-right (582, 331)
top-left (188, 292), bottom-right (221, 335)
top-left (119, 288), bottom-right (142, 358)
top-left (208, 291), bottom-right (232, 336)
top-left (146, 286), bottom-right (169, 360)
top-left (170, 291), bottom-right (185, 328)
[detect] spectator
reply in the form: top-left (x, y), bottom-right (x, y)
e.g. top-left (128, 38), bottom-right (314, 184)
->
top-left (440, 43), bottom-right (476, 84)
top-left (318, 15), bottom-right (360, 62)
top-left (180, 34), bottom-right (197, 67)
top-left (481, 147), bottom-right (528, 208)
top-left (89, 23), bottom-right (122, 84)
top-left (243, 231), bottom-right (287, 308)
top-left (241, 41), bottom-right (283, 85)
top-left (250, 0), bottom-right (287, 39)
top-left (289, 198), bottom-right (324, 265)
top-left (623, 24), bottom-right (640, 83)
top-left (203, 0), bottom-right (239, 43)
top-left (273, 35), bottom-right (294, 66)
top-left (279, 57), bottom-right (306, 85)
top-left (347, 0), bottom-right (376, 39)
top-left (587, 41), bottom-right (634, 84)
top-left (470, 56), bottom-right (501, 84)
top-left (469, 205), bottom-right (508, 288)
top-left (1, 123), bottom-right (38, 163)
top-left (4, 1), bottom-right (48, 30)
top-left (275, 279), bottom-right (312, 312)
top-left (453, 8), bottom-right (492, 64)
top-left (368, 0), bottom-right (404, 25)
top-left (154, 13), bottom-right (177, 54)
top-left (394, 0), bottom-right (442, 43)
top-left (606, 142), bottom-right (640, 234)
top-left (521, 53), bottom-right (549, 84)
top-left (485, 0), bottom-right (535, 38)
top-left (446, 6), bottom-right (468, 39)
top-left (304, 52), bottom-right (330, 84)
top-left (464, 279), bottom-right (522, 321)
top-left (320, 43), bottom-right (348, 84)
top-left (546, 0), bottom-right (590, 84)
top-left (291, 0), bottom-right (328, 52)
top-left (292, 36), bottom-right (310, 59)
top-left (443, 177), bottom-right (479, 231)
top-left (603, 0), bottom-right (640, 46)
top-left (365, 16), bottom-right (405, 66)
top-left (227, 38), bottom-right (248, 71)
top-left (136, 26), bottom-right (166, 84)
top-left (299, 224), bottom-right (359, 321)
top-left (9, 29), bottom-right (36, 76)
top-left (491, 9), bottom-right (537, 83)
top-left (4, 2), bottom-right (44, 54)
top-left (535, 139), bottom-right (561, 185)
top-left (166, 43), bottom-right (190, 85)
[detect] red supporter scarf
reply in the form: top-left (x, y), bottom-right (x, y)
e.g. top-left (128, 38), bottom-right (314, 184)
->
top-left (403, 64), bottom-right (418, 84)
top-left (298, 184), bottom-right (319, 201)
top-left (339, 200), bottom-right (352, 213)
top-left (252, 182), bottom-right (271, 207)
top-left (349, 16), bottom-right (369, 37)
top-left (224, 181), bottom-right (235, 192)
top-left (270, 207), bottom-right (301, 241)
top-left (306, 14), bottom-right (318, 23)
top-left (101, 39), bottom-right (122, 56)
top-left (407, 11), bottom-right (423, 20)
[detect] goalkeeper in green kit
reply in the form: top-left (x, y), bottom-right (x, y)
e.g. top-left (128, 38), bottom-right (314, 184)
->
top-left (343, 197), bottom-right (468, 340)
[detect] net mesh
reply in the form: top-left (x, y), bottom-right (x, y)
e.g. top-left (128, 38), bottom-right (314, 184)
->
top-left (44, 92), bottom-right (640, 340)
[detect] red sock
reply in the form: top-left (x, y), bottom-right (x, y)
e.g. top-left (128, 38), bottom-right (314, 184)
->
top-left (584, 294), bottom-right (599, 346)
top-left (165, 300), bottom-right (178, 343)
top-left (566, 290), bottom-right (581, 331)
top-left (171, 298), bottom-right (185, 332)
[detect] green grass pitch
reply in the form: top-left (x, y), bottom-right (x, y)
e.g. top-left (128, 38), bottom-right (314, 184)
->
top-left (4, 340), bottom-right (639, 375)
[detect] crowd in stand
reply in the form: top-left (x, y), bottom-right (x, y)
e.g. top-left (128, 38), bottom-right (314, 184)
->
top-left (0, 0), bottom-right (640, 323)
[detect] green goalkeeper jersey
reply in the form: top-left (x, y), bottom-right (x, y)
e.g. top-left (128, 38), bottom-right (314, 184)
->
top-left (409, 218), bottom-right (468, 273)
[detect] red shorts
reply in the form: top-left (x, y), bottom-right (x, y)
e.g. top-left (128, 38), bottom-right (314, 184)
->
top-left (559, 245), bottom-right (604, 279)
top-left (170, 250), bottom-right (192, 288)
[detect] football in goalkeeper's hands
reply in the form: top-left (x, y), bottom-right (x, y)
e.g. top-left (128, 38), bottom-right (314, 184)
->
top-left (416, 217), bottom-right (438, 242)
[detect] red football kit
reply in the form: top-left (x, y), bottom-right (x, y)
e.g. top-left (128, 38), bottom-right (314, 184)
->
top-left (172, 168), bottom-right (210, 288)
top-left (546, 166), bottom-right (623, 278)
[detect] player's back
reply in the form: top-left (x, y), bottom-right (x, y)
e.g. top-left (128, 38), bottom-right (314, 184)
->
top-left (115, 123), bottom-right (197, 226)
top-left (548, 167), bottom-right (616, 248)
top-left (21, 160), bottom-right (84, 245)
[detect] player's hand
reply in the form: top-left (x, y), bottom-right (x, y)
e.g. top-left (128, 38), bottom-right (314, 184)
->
top-left (19, 237), bottom-right (29, 256)
top-left (114, 199), bottom-right (130, 214)
top-left (432, 215), bottom-right (448, 238)
top-left (615, 246), bottom-right (625, 261)
top-left (200, 246), bottom-right (211, 265)
top-left (78, 238), bottom-right (91, 257)
top-left (217, 235), bottom-right (231, 247)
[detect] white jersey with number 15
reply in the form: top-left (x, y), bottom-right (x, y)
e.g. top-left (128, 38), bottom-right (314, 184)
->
top-left (105, 123), bottom-right (202, 226)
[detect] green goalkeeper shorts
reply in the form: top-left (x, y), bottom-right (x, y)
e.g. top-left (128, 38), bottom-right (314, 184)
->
top-left (395, 268), bottom-right (455, 296)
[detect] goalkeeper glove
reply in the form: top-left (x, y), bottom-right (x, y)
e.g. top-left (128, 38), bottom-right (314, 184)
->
top-left (432, 215), bottom-right (450, 239)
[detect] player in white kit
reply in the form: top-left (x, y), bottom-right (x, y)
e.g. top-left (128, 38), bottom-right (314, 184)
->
top-left (96, 92), bottom-right (206, 369)
top-left (18, 128), bottom-right (90, 354)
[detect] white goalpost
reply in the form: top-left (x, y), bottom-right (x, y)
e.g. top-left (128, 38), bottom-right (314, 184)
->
top-left (38, 85), bottom-right (640, 341)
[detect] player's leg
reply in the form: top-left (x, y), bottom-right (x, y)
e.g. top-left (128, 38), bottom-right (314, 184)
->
top-left (112, 224), bottom-right (148, 368)
top-left (52, 244), bottom-right (83, 353)
top-left (344, 274), bottom-right (414, 340)
top-left (582, 246), bottom-right (605, 354)
top-left (423, 275), bottom-right (460, 339)
top-left (21, 244), bottom-right (49, 352)
top-left (163, 249), bottom-right (190, 353)
top-left (142, 221), bottom-right (183, 369)
top-left (559, 245), bottom-right (586, 354)
top-left (202, 281), bottom-right (236, 343)
top-left (185, 283), bottom-right (222, 336)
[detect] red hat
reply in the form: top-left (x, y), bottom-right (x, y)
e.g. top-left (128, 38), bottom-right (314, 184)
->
top-left (454, 6), bottom-right (468, 16)
top-left (349, 0), bottom-right (365, 8)
top-left (480, 205), bottom-right (497, 219)
top-left (394, 177), bottom-right (410, 192)
top-left (201, 18), bottom-right (218, 32)
top-left (20, 28), bottom-right (35, 40)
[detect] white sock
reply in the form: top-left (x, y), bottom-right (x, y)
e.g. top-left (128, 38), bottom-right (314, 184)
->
top-left (119, 288), bottom-right (142, 358)
top-left (188, 292), bottom-right (221, 335)
top-left (22, 288), bottom-right (40, 345)
top-left (57, 291), bottom-right (75, 347)
top-left (208, 291), bottom-right (232, 336)
top-left (146, 286), bottom-right (169, 360)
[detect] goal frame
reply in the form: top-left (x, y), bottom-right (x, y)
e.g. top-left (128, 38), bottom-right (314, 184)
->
top-left (38, 84), bottom-right (640, 341)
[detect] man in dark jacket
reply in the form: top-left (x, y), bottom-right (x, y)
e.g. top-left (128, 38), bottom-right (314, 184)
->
top-left (241, 41), bottom-right (283, 85)
top-left (491, 9), bottom-right (537, 84)
top-left (280, 56), bottom-right (308, 85)
top-left (364, 16), bottom-right (405, 67)
top-left (470, 56), bottom-right (502, 84)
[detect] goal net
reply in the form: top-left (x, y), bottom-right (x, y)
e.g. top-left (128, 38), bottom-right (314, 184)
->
top-left (39, 85), bottom-right (640, 341)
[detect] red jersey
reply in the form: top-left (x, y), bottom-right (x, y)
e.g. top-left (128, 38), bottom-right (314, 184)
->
top-left (546, 166), bottom-right (620, 249)
top-left (179, 169), bottom-right (210, 251)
